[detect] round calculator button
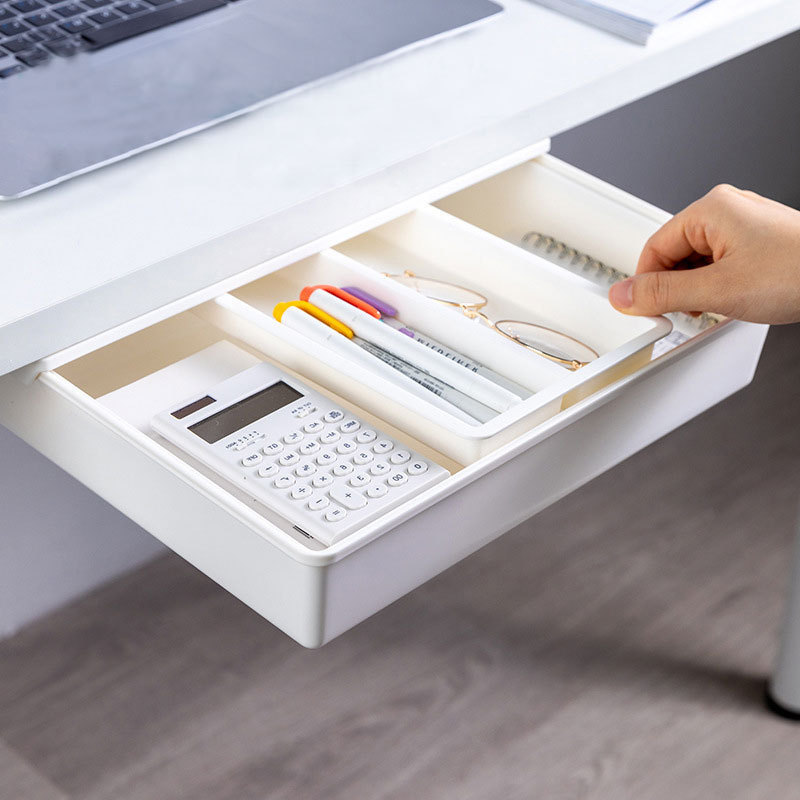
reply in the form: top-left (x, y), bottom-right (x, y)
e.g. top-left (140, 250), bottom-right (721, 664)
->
top-left (312, 473), bottom-right (334, 489)
top-left (323, 409), bottom-right (345, 423)
top-left (339, 418), bottom-right (361, 434)
top-left (386, 471), bottom-right (408, 487)
top-left (257, 463), bottom-right (279, 479)
top-left (316, 451), bottom-right (337, 466)
top-left (299, 440), bottom-right (321, 455)
top-left (353, 450), bottom-right (374, 465)
top-left (356, 429), bottom-right (378, 444)
top-left (372, 440), bottom-right (394, 455)
top-left (279, 452), bottom-right (301, 467)
top-left (407, 461), bottom-right (429, 476)
top-left (295, 463), bottom-right (317, 477)
top-left (291, 485), bottom-right (312, 500)
top-left (241, 452), bottom-right (263, 467)
top-left (308, 496), bottom-right (330, 511)
top-left (303, 420), bottom-right (325, 434)
top-left (348, 472), bottom-right (371, 488)
top-left (336, 440), bottom-right (357, 455)
top-left (274, 475), bottom-right (295, 489)
top-left (366, 483), bottom-right (389, 499)
top-left (389, 450), bottom-right (411, 465)
top-left (325, 507), bottom-right (347, 523)
top-left (369, 462), bottom-right (391, 476)
top-left (283, 431), bottom-right (304, 444)
top-left (262, 441), bottom-right (283, 455)
top-left (332, 462), bottom-right (354, 477)
top-left (320, 430), bottom-right (341, 445)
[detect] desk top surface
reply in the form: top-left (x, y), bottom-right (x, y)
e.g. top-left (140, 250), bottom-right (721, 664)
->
top-left (2, 0), bottom-right (798, 375)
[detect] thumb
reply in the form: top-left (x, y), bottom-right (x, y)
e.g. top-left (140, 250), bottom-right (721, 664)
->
top-left (608, 267), bottom-right (720, 316)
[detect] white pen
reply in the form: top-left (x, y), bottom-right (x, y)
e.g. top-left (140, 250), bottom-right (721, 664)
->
top-left (277, 305), bottom-right (482, 424)
top-left (305, 289), bottom-right (519, 413)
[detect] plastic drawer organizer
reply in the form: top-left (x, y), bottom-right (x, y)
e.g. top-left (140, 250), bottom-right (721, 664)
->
top-left (0, 150), bottom-right (768, 647)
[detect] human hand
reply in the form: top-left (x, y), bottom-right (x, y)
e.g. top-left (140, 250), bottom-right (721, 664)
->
top-left (608, 184), bottom-right (800, 324)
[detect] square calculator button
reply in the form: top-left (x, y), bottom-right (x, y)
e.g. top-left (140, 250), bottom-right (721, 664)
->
top-left (330, 485), bottom-right (367, 509)
top-left (323, 409), bottom-right (345, 423)
top-left (407, 461), bottom-right (429, 476)
top-left (339, 419), bottom-right (360, 434)
top-left (387, 471), bottom-right (408, 487)
top-left (257, 463), bottom-right (279, 478)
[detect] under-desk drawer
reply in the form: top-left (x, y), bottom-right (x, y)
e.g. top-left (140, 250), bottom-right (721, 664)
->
top-left (0, 151), bottom-right (768, 647)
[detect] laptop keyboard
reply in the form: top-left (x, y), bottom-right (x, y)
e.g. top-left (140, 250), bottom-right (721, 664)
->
top-left (0, 0), bottom-right (227, 77)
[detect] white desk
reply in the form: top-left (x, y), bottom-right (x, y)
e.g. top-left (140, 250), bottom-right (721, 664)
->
top-left (1, 0), bottom-right (799, 374)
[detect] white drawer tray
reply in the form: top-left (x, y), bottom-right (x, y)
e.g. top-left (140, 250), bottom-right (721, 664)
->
top-left (0, 150), bottom-right (768, 647)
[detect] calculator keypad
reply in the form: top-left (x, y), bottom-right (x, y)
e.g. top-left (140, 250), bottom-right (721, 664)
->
top-left (230, 407), bottom-right (444, 546)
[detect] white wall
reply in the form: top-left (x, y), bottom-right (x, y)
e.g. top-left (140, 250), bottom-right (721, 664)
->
top-left (2, 29), bottom-right (798, 638)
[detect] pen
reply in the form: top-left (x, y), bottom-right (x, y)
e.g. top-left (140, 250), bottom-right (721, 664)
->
top-left (303, 288), bottom-right (520, 413)
top-left (340, 286), bottom-right (531, 399)
top-left (274, 304), bottom-right (485, 424)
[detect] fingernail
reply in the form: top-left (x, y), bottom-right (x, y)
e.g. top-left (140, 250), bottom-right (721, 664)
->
top-left (610, 278), bottom-right (634, 308)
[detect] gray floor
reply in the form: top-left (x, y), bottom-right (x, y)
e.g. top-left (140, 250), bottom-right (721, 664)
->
top-left (1, 324), bottom-right (799, 800)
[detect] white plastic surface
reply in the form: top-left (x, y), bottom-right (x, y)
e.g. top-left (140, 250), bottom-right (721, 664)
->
top-left (435, 154), bottom-right (670, 273)
top-left (0, 152), bottom-right (770, 647)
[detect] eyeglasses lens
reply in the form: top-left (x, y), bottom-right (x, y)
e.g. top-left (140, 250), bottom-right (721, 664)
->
top-left (495, 320), bottom-right (599, 365)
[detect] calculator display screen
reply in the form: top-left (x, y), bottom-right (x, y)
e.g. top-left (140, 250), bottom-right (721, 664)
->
top-left (188, 382), bottom-right (304, 444)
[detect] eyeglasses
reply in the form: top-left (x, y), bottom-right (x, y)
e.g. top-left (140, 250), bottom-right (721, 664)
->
top-left (382, 270), bottom-right (598, 370)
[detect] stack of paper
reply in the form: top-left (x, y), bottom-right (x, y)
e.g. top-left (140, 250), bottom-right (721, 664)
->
top-left (532, 0), bottom-right (714, 44)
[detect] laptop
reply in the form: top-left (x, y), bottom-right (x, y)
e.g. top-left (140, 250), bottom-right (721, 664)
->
top-left (0, 0), bottom-right (502, 199)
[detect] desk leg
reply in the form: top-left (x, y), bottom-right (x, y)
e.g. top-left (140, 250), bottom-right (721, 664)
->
top-left (768, 504), bottom-right (800, 720)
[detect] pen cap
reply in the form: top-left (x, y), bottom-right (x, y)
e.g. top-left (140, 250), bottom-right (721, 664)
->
top-left (273, 300), bottom-right (353, 337)
top-left (341, 287), bottom-right (398, 317)
top-left (278, 305), bottom-right (345, 342)
top-left (299, 285), bottom-right (381, 318)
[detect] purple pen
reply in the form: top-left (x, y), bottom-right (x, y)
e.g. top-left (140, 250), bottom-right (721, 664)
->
top-left (341, 286), bottom-right (416, 337)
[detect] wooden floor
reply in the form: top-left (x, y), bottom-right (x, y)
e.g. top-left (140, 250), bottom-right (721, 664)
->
top-left (1, 324), bottom-right (799, 800)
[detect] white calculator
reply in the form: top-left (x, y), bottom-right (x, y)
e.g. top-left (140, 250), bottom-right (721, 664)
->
top-left (151, 361), bottom-right (449, 546)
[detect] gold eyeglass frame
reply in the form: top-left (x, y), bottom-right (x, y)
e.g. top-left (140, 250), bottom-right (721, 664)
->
top-left (382, 270), bottom-right (599, 371)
